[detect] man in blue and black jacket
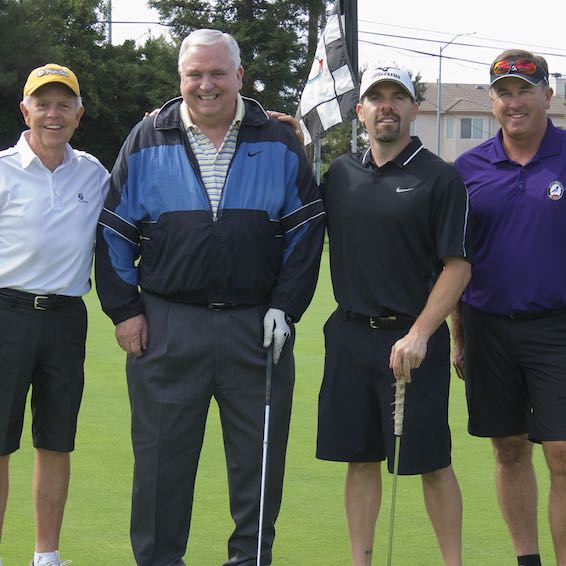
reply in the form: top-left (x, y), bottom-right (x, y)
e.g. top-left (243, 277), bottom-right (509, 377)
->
top-left (95, 28), bottom-right (324, 566)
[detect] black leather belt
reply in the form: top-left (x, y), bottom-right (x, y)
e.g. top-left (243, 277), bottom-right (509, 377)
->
top-left (345, 311), bottom-right (416, 330)
top-left (508, 309), bottom-right (566, 320)
top-left (207, 302), bottom-right (240, 311)
top-left (0, 288), bottom-right (80, 310)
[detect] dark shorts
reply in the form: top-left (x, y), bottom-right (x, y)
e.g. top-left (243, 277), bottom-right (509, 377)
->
top-left (0, 298), bottom-right (87, 455)
top-left (462, 304), bottom-right (566, 441)
top-left (316, 308), bottom-right (452, 475)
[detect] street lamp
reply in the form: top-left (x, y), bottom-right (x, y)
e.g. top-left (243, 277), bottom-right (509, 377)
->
top-left (435, 31), bottom-right (475, 156)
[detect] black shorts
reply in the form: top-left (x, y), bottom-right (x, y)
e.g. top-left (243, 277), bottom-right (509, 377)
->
top-left (316, 308), bottom-right (452, 475)
top-left (0, 298), bottom-right (87, 455)
top-left (462, 304), bottom-right (566, 441)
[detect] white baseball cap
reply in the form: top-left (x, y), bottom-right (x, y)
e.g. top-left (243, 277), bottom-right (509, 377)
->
top-left (359, 66), bottom-right (415, 100)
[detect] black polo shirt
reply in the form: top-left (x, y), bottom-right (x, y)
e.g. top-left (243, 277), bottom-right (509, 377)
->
top-left (322, 137), bottom-right (471, 318)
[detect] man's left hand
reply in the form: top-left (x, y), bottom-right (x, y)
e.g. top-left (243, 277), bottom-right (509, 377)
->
top-left (389, 331), bottom-right (428, 383)
top-left (263, 308), bottom-right (291, 364)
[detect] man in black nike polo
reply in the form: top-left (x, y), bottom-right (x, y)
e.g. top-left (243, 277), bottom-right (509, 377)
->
top-left (318, 66), bottom-right (472, 566)
top-left (274, 65), bottom-right (472, 565)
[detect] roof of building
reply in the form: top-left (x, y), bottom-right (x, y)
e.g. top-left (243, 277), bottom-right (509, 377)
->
top-left (419, 83), bottom-right (566, 117)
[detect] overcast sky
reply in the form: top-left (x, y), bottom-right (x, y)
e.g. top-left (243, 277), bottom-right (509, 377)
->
top-left (109, 0), bottom-right (566, 85)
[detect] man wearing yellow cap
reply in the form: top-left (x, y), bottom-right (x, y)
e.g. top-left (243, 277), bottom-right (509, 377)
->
top-left (0, 64), bottom-right (109, 566)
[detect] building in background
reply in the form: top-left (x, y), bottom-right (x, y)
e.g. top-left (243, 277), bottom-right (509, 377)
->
top-left (414, 76), bottom-right (566, 163)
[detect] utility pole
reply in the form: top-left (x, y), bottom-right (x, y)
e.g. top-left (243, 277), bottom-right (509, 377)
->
top-left (107, 0), bottom-right (112, 44)
top-left (435, 31), bottom-right (475, 156)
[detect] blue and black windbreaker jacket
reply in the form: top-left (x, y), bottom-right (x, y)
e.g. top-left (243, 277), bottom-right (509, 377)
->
top-left (95, 96), bottom-right (325, 325)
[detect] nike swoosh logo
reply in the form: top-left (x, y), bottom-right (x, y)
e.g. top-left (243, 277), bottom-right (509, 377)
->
top-left (248, 150), bottom-right (263, 157)
top-left (395, 187), bottom-right (415, 193)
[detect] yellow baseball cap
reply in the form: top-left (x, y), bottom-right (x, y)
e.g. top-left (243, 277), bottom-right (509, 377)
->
top-left (23, 64), bottom-right (81, 97)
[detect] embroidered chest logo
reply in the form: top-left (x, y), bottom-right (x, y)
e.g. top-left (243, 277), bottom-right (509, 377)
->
top-left (77, 193), bottom-right (88, 204)
top-left (547, 180), bottom-right (564, 201)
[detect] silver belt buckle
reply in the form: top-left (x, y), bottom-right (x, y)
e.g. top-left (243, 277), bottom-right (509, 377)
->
top-left (33, 295), bottom-right (49, 310)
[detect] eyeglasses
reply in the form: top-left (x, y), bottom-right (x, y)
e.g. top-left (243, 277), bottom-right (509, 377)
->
top-left (491, 59), bottom-right (539, 76)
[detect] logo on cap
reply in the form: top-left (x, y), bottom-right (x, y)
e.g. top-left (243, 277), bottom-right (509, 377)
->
top-left (37, 68), bottom-right (71, 79)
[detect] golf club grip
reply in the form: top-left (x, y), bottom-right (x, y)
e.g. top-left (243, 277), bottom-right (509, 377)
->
top-left (393, 379), bottom-right (407, 436)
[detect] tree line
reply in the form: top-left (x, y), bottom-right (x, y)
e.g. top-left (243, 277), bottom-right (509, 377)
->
top-left (0, 0), bottom-right (329, 169)
top-left (0, 0), bottom-right (424, 171)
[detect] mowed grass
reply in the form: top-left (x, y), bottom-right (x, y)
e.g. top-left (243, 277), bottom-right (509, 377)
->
top-left (1, 248), bottom-right (554, 565)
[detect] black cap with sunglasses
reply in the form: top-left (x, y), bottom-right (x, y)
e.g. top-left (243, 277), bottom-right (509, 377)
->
top-left (490, 58), bottom-right (549, 87)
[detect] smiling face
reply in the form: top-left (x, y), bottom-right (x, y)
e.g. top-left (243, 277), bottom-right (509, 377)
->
top-left (20, 83), bottom-right (83, 162)
top-left (179, 40), bottom-right (244, 129)
top-left (356, 81), bottom-right (418, 148)
top-left (490, 77), bottom-right (552, 142)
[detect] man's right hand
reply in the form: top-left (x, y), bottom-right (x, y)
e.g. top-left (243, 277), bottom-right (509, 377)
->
top-left (452, 336), bottom-right (466, 380)
top-left (115, 314), bottom-right (148, 357)
top-left (450, 305), bottom-right (466, 380)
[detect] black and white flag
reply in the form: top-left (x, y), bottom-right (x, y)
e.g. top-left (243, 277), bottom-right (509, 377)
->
top-left (296, 0), bottom-right (359, 146)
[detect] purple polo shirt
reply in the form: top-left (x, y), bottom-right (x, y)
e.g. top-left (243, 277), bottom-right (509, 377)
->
top-left (455, 119), bottom-right (566, 315)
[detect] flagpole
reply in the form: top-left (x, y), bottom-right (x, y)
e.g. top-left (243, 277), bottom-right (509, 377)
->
top-left (343, 0), bottom-right (359, 154)
top-left (314, 138), bottom-right (321, 185)
top-left (296, 0), bottom-right (359, 157)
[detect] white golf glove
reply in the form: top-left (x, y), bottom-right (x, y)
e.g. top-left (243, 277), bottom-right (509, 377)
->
top-left (263, 308), bottom-right (291, 365)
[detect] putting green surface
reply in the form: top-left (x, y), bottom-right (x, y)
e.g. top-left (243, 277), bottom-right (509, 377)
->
top-left (1, 250), bottom-right (553, 564)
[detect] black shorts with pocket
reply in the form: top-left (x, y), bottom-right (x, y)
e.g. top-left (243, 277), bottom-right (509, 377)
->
top-left (316, 308), bottom-right (452, 475)
top-left (0, 297), bottom-right (87, 455)
top-left (462, 304), bottom-right (566, 442)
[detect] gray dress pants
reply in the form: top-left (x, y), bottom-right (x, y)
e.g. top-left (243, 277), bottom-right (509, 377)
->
top-left (127, 293), bottom-right (294, 566)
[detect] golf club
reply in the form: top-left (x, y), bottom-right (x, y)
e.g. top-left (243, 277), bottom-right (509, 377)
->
top-left (256, 344), bottom-right (273, 566)
top-left (386, 377), bottom-right (407, 566)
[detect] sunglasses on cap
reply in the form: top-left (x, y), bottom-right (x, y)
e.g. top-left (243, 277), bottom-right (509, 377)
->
top-left (490, 59), bottom-right (548, 84)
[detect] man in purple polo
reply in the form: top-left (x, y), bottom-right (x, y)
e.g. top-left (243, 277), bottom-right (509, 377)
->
top-left (452, 49), bottom-right (566, 566)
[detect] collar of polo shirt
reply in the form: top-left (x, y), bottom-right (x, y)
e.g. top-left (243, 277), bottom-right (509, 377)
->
top-left (180, 94), bottom-right (245, 132)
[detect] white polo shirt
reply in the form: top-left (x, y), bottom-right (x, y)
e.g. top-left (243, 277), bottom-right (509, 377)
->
top-left (0, 131), bottom-right (109, 296)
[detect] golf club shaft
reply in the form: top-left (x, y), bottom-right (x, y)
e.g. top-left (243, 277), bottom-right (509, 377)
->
top-left (256, 405), bottom-right (270, 566)
top-left (386, 378), bottom-right (407, 566)
top-left (256, 345), bottom-right (273, 566)
top-left (386, 435), bottom-right (401, 566)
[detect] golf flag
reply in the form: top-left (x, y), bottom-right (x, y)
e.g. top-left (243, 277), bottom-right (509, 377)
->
top-left (296, 0), bottom-right (359, 146)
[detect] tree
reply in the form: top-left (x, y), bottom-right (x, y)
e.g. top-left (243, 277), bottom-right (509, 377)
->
top-left (149, 0), bottom-right (325, 114)
top-left (74, 37), bottom-right (178, 168)
top-left (0, 0), bottom-right (179, 169)
top-left (0, 0), bottom-right (105, 147)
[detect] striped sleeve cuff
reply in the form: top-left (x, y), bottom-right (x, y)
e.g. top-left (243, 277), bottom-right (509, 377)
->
top-left (99, 208), bottom-right (140, 246)
top-left (280, 199), bottom-right (325, 234)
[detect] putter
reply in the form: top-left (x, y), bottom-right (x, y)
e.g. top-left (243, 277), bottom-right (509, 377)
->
top-left (256, 344), bottom-right (273, 566)
top-left (386, 378), bottom-right (407, 566)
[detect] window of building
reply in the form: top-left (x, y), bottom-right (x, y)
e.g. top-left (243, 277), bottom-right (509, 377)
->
top-left (446, 117), bottom-right (455, 139)
top-left (460, 117), bottom-right (483, 139)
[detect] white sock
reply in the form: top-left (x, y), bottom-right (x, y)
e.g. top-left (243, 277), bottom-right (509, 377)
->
top-left (34, 550), bottom-right (60, 565)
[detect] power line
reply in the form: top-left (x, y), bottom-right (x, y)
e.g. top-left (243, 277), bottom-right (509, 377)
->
top-left (360, 20), bottom-right (566, 57)
top-left (359, 19), bottom-right (566, 59)
top-left (359, 39), bottom-right (488, 67)
top-left (100, 19), bottom-right (171, 26)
